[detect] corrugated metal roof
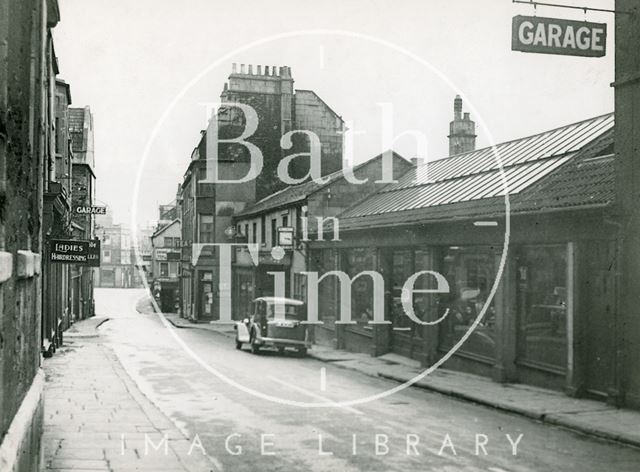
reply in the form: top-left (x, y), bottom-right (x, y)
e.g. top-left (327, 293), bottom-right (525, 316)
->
top-left (340, 113), bottom-right (613, 222)
top-left (235, 151), bottom-right (408, 219)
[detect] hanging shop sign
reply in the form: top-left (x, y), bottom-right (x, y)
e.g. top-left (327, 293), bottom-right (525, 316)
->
top-left (74, 205), bottom-right (107, 215)
top-left (511, 15), bottom-right (606, 57)
top-left (50, 238), bottom-right (101, 266)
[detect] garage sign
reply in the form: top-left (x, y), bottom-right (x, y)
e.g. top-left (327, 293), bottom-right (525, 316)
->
top-left (74, 205), bottom-right (107, 215)
top-left (512, 15), bottom-right (606, 57)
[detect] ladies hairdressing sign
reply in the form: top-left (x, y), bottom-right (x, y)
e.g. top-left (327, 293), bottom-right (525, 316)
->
top-left (512, 15), bottom-right (606, 57)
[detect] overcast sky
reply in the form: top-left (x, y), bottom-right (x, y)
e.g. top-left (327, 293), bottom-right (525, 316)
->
top-left (53, 0), bottom-right (615, 228)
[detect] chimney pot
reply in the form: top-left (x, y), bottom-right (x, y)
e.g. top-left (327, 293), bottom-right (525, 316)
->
top-left (464, 112), bottom-right (470, 120)
top-left (248, 64), bottom-right (253, 74)
top-left (264, 65), bottom-right (269, 75)
top-left (257, 65), bottom-right (262, 75)
top-left (232, 63), bottom-right (237, 73)
top-left (240, 64), bottom-right (246, 74)
top-left (272, 66), bottom-right (277, 76)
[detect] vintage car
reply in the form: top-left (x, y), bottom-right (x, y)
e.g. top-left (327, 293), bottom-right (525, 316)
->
top-left (234, 296), bottom-right (310, 355)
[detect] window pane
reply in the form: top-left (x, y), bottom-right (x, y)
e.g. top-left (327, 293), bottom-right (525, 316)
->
top-left (344, 248), bottom-right (377, 331)
top-left (390, 250), bottom-right (413, 331)
top-left (310, 249), bottom-right (338, 326)
top-left (516, 245), bottom-right (567, 372)
top-left (199, 215), bottom-right (214, 243)
top-left (438, 246), bottom-right (497, 360)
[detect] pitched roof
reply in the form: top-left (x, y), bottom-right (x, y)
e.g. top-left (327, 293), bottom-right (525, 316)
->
top-left (338, 113), bottom-right (614, 230)
top-left (151, 219), bottom-right (181, 239)
top-left (235, 151), bottom-right (409, 219)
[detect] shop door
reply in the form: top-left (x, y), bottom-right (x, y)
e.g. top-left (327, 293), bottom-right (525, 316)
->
top-left (197, 272), bottom-right (215, 320)
top-left (583, 240), bottom-right (616, 398)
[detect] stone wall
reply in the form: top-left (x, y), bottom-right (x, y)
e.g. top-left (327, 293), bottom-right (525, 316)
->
top-left (0, 1), bottom-right (56, 470)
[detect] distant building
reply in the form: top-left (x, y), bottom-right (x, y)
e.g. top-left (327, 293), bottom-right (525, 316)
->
top-left (220, 63), bottom-right (344, 199)
top-left (151, 218), bottom-right (181, 313)
top-left (179, 64), bottom-right (344, 321)
top-left (95, 210), bottom-right (137, 288)
top-left (69, 106), bottom-right (97, 320)
top-left (134, 224), bottom-right (154, 279)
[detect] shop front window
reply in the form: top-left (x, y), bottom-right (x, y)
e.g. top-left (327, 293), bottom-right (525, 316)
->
top-left (390, 250), bottom-right (414, 332)
top-left (309, 249), bottom-right (339, 327)
top-left (344, 248), bottom-right (377, 334)
top-left (516, 245), bottom-right (568, 372)
top-left (439, 246), bottom-right (497, 361)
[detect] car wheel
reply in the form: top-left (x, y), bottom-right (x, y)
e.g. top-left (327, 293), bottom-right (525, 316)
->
top-left (235, 340), bottom-right (242, 350)
top-left (297, 347), bottom-right (307, 357)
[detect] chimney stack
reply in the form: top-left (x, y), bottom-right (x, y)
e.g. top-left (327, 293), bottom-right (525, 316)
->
top-left (454, 95), bottom-right (462, 120)
top-left (448, 95), bottom-right (476, 156)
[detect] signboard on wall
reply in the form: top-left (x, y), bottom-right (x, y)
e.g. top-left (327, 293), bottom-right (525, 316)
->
top-left (50, 238), bottom-right (101, 266)
top-left (512, 16), bottom-right (606, 57)
top-left (277, 227), bottom-right (294, 247)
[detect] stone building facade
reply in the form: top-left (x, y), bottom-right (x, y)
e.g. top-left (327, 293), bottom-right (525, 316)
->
top-left (69, 106), bottom-right (96, 320)
top-left (614, 0), bottom-right (640, 409)
top-left (0, 1), bottom-right (60, 470)
top-left (179, 64), bottom-right (344, 321)
top-left (42, 76), bottom-right (73, 352)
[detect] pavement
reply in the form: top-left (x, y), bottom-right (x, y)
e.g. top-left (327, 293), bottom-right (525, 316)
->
top-left (155, 311), bottom-right (640, 450)
top-left (43, 315), bottom-right (216, 472)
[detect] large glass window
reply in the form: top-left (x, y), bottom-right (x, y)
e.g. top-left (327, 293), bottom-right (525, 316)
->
top-left (516, 245), bottom-right (568, 372)
top-left (439, 246), bottom-right (497, 361)
top-left (309, 249), bottom-right (339, 327)
top-left (344, 248), bottom-right (377, 335)
top-left (390, 250), bottom-right (414, 332)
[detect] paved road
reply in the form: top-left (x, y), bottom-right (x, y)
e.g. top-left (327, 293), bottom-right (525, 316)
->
top-left (96, 288), bottom-right (640, 472)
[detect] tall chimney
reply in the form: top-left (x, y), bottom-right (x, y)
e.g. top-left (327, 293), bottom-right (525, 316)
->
top-left (448, 95), bottom-right (476, 156)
